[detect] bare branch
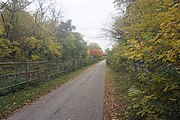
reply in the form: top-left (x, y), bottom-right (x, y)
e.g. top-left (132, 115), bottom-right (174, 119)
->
top-left (0, 0), bottom-right (10, 9)
top-left (15, 0), bottom-right (35, 12)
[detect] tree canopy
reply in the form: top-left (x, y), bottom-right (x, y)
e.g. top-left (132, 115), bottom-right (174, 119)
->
top-left (88, 43), bottom-right (103, 59)
top-left (0, 0), bottom-right (102, 61)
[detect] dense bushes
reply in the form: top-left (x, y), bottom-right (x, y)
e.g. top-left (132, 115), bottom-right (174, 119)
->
top-left (106, 0), bottom-right (180, 119)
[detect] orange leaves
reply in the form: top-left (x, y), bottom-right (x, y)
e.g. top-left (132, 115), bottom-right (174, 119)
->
top-left (89, 49), bottom-right (103, 59)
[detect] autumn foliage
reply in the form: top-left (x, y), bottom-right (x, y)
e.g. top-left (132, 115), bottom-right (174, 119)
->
top-left (89, 49), bottom-right (103, 59)
top-left (0, 1), bottom-right (91, 61)
top-left (88, 43), bottom-right (103, 59)
top-left (106, 0), bottom-right (180, 119)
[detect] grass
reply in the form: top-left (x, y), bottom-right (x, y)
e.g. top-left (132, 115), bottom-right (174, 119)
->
top-left (107, 66), bottom-right (131, 99)
top-left (0, 63), bottom-right (97, 119)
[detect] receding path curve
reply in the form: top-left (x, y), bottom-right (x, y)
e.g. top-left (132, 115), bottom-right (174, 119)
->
top-left (8, 61), bottom-right (106, 120)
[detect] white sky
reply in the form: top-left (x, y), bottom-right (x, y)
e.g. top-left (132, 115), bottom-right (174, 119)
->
top-left (56, 0), bottom-right (115, 51)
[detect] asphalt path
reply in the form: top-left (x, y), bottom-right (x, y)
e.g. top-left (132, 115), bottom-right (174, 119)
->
top-left (8, 60), bottom-right (106, 120)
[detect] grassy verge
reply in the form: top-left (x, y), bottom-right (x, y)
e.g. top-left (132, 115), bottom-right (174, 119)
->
top-left (104, 65), bottom-right (129, 120)
top-left (0, 63), bottom-right (97, 119)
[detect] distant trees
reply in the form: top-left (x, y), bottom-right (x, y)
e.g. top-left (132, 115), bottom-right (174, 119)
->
top-left (106, 0), bottom-right (180, 119)
top-left (88, 43), bottom-right (103, 59)
top-left (56, 20), bottom-right (87, 60)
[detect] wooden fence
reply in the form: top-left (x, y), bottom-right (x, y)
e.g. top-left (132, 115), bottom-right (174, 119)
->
top-left (0, 59), bottom-right (97, 95)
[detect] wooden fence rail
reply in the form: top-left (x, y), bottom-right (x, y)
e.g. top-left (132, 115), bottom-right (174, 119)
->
top-left (0, 58), bottom-right (97, 95)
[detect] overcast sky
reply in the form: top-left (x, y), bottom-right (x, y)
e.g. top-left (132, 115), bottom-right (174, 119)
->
top-left (56, 0), bottom-right (115, 51)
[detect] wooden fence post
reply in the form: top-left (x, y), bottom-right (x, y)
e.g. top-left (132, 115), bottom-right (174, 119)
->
top-left (25, 61), bottom-right (29, 88)
top-left (75, 60), bottom-right (77, 70)
top-left (45, 62), bottom-right (48, 80)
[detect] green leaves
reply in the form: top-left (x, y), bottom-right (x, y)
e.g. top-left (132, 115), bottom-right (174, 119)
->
top-left (0, 39), bottom-right (13, 59)
top-left (107, 0), bottom-right (180, 119)
top-left (0, 1), bottom-right (91, 61)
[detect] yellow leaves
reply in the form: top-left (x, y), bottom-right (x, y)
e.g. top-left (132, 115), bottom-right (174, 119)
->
top-left (0, 20), bottom-right (4, 36)
top-left (166, 50), bottom-right (177, 62)
top-left (159, 3), bottom-right (180, 34)
top-left (23, 37), bottom-right (62, 55)
top-left (163, 0), bottom-right (176, 6)
top-left (31, 55), bottom-right (40, 61)
top-left (170, 40), bottom-right (180, 49)
top-left (114, 0), bottom-right (179, 65)
top-left (23, 37), bottom-right (39, 49)
top-left (46, 39), bottom-right (62, 56)
top-left (0, 39), bottom-right (13, 57)
top-left (15, 36), bottom-right (62, 60)
top-left (160, 47), bottom-right (179, 63)
top-left (123, 39), bottom-right (144, 61)
top-left (109, 0), bottom-right (180, 119)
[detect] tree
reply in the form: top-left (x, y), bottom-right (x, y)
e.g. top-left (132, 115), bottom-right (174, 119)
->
top-left (106, 0), bottom-right (180, 119)
top-left (0, 0), bottom-right (93, 62)
top-left (88, 43), bottom-right (103, 59)
top-left (56, 20), bottom-right (88, 60)
top-left (0, 0), bottom-right (62, 61)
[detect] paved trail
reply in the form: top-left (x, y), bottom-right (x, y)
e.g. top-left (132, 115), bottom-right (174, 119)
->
top-left (8, 61), bottom-right (106, 120)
